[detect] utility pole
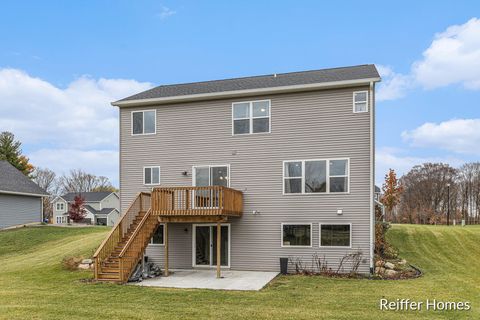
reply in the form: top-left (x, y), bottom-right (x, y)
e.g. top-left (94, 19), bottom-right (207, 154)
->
top-left (447, 183), bottom-right (451, 226)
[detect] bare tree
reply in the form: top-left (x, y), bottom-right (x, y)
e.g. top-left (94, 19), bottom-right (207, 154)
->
top-left (457, 163), bottom-right (480, 224)
top-left (398, 163), bottom-right (457, 224)
top-left (32, 167), bottom-right (60, 221)
top-left (59, 169), bottom-right (115, 193)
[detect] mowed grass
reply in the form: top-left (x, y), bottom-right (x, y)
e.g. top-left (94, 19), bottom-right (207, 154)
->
top-left (0, 225), bottom-right (479, 320)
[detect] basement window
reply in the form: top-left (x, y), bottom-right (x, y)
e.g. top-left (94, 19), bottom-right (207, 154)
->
top-left (281, 223), bottom-right (312, 247)
top-left (151, 224), bottom-right (165, 245)
top-left (320, 224), bottom-right (351, 247)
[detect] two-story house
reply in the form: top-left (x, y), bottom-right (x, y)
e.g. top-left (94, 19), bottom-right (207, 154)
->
top-left (52, 191), bottom-right (120, 226)
top-left (93, 64), bottom-right (380, 283)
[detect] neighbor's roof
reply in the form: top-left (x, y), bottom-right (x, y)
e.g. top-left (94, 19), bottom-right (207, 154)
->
top-left (62, 191), bottom-right (114, 202)
top-left (0, 160), bottom-right (48, 197)
top-left (113, 64), bottom-right (380, 106)
top-left (83, 204), bottom-right (117, 216)
top-left (375, 185), bottom-right (381, 193)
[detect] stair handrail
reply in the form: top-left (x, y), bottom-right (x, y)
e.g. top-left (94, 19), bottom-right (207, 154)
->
top-left (118, 208), bottom-right (155, 282)
top-left (93, 192), bottom-right (150, 279)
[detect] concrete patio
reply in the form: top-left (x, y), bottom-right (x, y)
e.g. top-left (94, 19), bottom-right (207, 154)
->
top-left (132, 269), bottom-right (279, 291)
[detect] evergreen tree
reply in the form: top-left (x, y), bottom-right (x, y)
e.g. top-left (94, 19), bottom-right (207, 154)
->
top-left (0, 131), bottom-right (34, 176)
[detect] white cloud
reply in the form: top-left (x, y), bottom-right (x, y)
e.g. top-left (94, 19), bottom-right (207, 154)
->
top-left (375, 147), bottom-right (465, 185)
top-left (377, 17), bottom-right (480, 101)
top-left (402, 118), bottom-right (480, 155)
top-left (413, 18), bottom-right (480, 89)
top-left (157, 6), bottom-right (176, 20)
top-left (376, 65), bottom-right (413, 101)
top-left (29, 149), bottom-right (119, 184)
top-left (0, 68), bottom-right (152, 185)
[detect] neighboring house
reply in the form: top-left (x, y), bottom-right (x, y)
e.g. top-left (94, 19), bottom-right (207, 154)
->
top-left (375, 185), bottom-right (382, 201)
top-left (52, 192), bottom-right (120, 226)
top-left (0, 160), bottom-right (49, 229)
top-left (94, 64), bottom-right (381, 282)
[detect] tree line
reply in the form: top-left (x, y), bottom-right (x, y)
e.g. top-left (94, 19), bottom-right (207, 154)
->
top-left (0, 131), bottom-right (117, 218)
top-left (382, 162), bottom-right (480, 225)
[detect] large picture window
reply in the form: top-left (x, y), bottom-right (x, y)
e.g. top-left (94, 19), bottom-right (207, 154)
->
top-left (320, 224), bottom-right (351, 247)
top-left (232, 100), bottom-right (270, 135)
top-left (283, 159), bottom-right (349, 194)
top-left (144, 166), bottom-right (160, 185)
top-left (132, 110), bottom-right (156, 135)
top-left (150, 224), bottom-right (165, 245)
top-left (281, 224), bottom-right (312, 247)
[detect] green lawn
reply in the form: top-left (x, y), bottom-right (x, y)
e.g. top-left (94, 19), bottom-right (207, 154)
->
top-left (0, 225), bottom-right (478, 320)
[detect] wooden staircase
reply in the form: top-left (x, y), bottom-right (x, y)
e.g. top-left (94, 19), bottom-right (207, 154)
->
top-left (93, 192), bottom-right (159, 283)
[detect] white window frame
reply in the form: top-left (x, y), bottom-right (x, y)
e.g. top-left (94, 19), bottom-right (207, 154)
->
top-left (353, 91), bottom-right (368, 113)
top-left (280, 223), bottom-right (313, 248)
top-left (232, 99), bottom-right (271, 135)
top-left (192, 223), bottom-right (231, 268)
top-left (56, 202), bottom-right (64, 211)
top-left (150, 223), bottom-right (165, 246)
top-left (319, 223), bottom-right (352, 248)
top-left (192, 164), bottom-right (231, 187)
top-left (56, 216), bottom-right (67, 224)
top-left (131, 109), bottom-right (157, 135)
top-left (143, 166), bottom-right (161, 186)
top-left (282, 158), bottom-right (350, 195)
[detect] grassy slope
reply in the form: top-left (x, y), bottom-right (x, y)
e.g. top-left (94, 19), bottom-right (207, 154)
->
top-left (0, 225), bottom-right (478, 320)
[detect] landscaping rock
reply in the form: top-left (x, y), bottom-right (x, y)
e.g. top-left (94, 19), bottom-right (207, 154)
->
top-left (375, 260), bottom-right (385, 267)
top-left (81, 259), bottom-right (93, 264)
top-left (384, 262), bottom-right (395, 270)
top-left (78, 263), bottom-right (90, 270)
top-left (375, 267), bottom-right (385, 274)
top-left (398, 259), bottom-right (407, 265)
top-left (384, 269), bottom-right (397, 277)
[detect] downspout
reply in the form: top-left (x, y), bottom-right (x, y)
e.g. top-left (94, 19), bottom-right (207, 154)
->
top-left (369, 81), bottom-right (375, 274)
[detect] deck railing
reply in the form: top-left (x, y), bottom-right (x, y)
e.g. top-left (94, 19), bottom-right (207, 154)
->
top-left (151, 186), bottom-right (243, 216)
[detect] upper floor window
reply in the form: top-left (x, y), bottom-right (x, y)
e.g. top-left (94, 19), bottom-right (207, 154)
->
top-left (56, 203), bottom-right (64, 211)
top-left (283, 159), bottom-right (349, 194)
top-left (132, 110), bottom-right (156, 135)
top-left (232, 100), bottom-right (270, 135)
top-left (144, 166), bottom-right (160, 185)
top-left (353, 91), bottom-right (368, 113)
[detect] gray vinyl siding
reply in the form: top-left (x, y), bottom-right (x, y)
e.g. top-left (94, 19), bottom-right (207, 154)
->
top-left (100, 193), bottom-right (120, 210)
top-left (120, 86), bottom-right (373, 273)
top-left (0, 194), bottom-right (42, 228)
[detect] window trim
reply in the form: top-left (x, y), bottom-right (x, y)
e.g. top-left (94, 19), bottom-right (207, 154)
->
top-left (143, 166), bottom-right (161, 186)
top-left (353, 91), bottom-right (369, 113)
top-left (232, 99), bottom-right (271, 135)
top-left (56, 202), bottom-right (64, 211)
top-left (150, 223), bottom-right (166, 246)
top-left (319, 223), bottom-right (352, 248)
top-left (192, 164), bottom-right (231, 187)
top-left (131, 109), bottom-right (157, 136)
top-left (282, 158), bottom-right (350, 195)
top-left (280, 223), bottom-right (313, 248)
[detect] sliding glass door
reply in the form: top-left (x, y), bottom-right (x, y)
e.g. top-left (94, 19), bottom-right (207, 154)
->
top-left (193, 224), bottom-right (230, 267)
top-left (193, 165), bottom-right (229, 208)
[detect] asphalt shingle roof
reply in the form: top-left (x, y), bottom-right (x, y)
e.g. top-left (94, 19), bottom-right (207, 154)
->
top-left (62, 191), bottom-right (113, 202)
top-left (83, 204), bottom-right (117, 216)
top-left (0, 160), bottom-right (48, 196)
top-left (116, 64), bottom-right (380, 103)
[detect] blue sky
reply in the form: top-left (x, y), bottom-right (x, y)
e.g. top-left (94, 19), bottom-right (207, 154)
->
top-left (0, 1), bottom-right (479, 186)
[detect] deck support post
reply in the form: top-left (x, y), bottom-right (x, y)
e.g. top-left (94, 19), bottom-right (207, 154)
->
top-left (164, 222), bottom-right (169, 276)
top-left (216, 221), bottom-right (221, 279)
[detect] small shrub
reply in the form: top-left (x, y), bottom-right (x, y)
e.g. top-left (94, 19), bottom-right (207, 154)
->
top-left (62, 256), bottom-right (84, 271)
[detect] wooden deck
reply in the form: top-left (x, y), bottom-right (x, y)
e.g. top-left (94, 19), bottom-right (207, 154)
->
top-left (151, 186), bottom-right (243, 222)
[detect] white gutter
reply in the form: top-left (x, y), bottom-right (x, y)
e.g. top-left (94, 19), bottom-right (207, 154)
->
top-left (112, 77), bottom-right (381, 107)
top-left (369, 81), bottom-right (375, 273)
top-left (0, 190), bottom-right (48, 197)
